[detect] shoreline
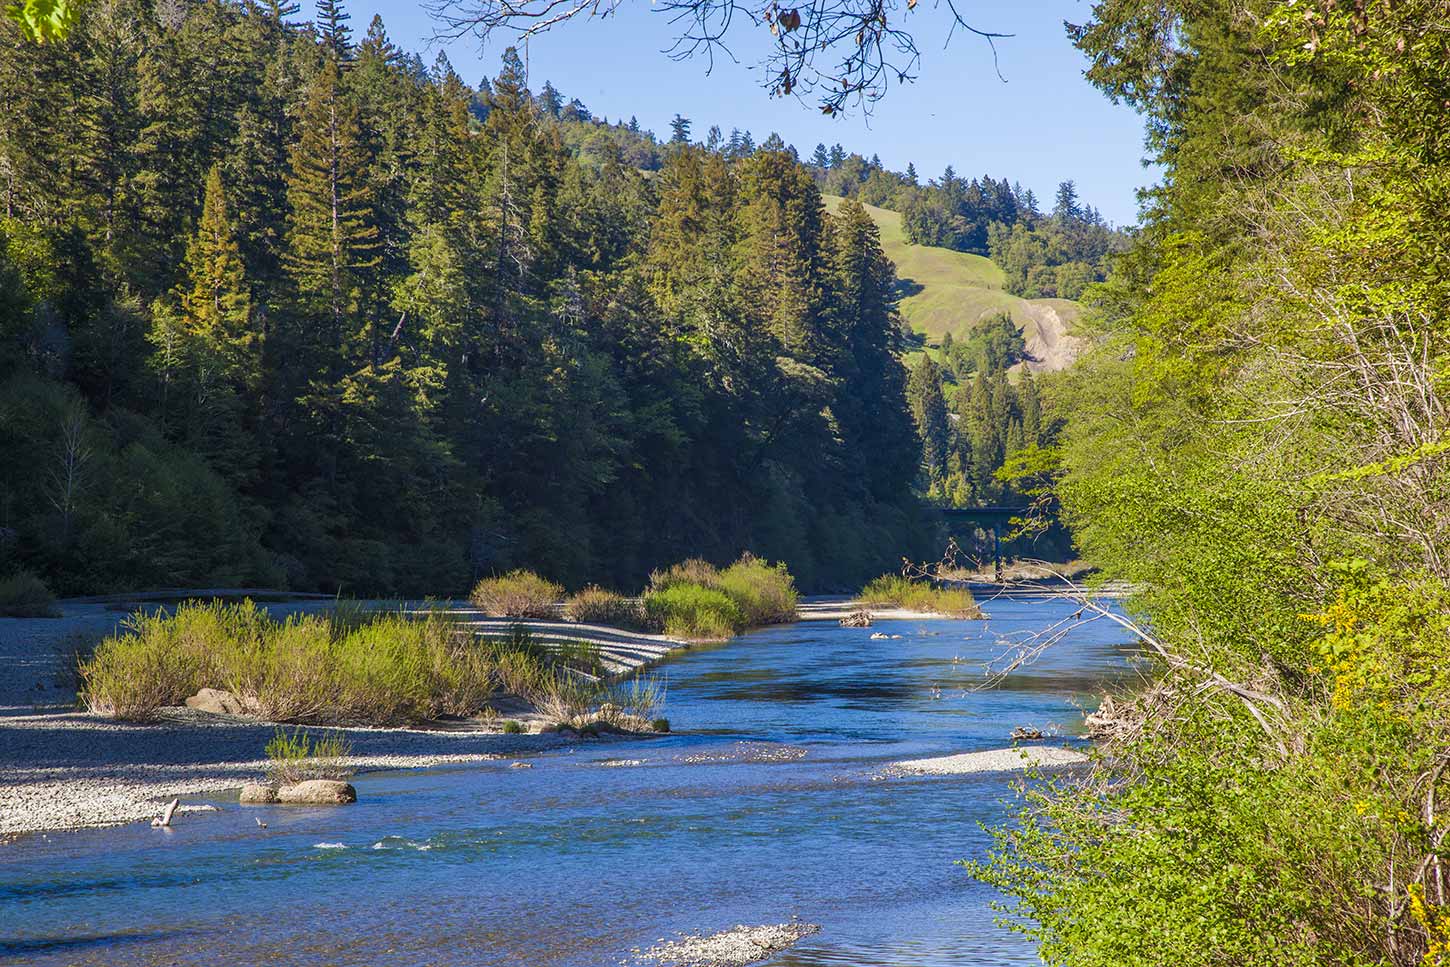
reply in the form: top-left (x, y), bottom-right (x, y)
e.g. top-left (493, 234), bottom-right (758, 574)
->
top-left (0, 589), bottom-right (1018, 838)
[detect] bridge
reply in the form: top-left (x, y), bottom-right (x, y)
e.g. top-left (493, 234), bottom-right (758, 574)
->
top-left (935, 506), bottom-right (1029, 580)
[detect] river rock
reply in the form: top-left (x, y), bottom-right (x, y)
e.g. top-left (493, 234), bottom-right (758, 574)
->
top-left (185, 688), bottom-right (250, 715)
top-left (277, 780), bottom-right (356, 804)
top-left (239, 782), bottom-right (280, 804)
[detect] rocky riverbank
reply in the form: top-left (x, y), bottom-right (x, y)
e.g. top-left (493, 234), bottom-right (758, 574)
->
top-left (0, 708), bottom-right (569, 836)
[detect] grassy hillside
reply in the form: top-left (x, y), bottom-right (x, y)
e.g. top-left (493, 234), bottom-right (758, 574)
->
top-left (824, 196), bottom-right (1084, 371)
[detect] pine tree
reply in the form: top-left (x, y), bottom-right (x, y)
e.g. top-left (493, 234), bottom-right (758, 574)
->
top-left (905, 161), bottom-right (917, 184)
top-left (1020, 368), bottom-right (1042, 445)
top-left (811, 143), bottom-right (830, 168)
top-left (145, 164), bottom-right (259, 483)
top-left (733, 148), bottom-right (826, 358)
top-left (178, 165), bottom-right (256, 383)
top-left (490, 47), bottom-right (530, 114)
top-left (726, 127), bottom-right (743, 157)
top-left (906, 354), bottom-right (950, 484)
top-left (825, 198), bottom-right (917, 499)
top-left (1053, 180), bottom-right (1080, 222)
top-left (669, 114), bottom-right (691, 144)
top-left (316, 0), bottom-right (352, 59)
top-left (538, 80), bottom-right (562, 117)
top-left (283, 59), bottom-right (379, 367)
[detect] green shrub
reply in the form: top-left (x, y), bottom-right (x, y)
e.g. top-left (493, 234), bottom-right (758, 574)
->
top-left (651, 718), bottom-right (670, 733)
top-left (563, 586), bottom-right (643, 628)
top-left (264, 728), bottom-right (353, 784)
top-left (644, 553), bottom-right (799, 631)
top-left (470, 570), bottom-right (563, 618)
top-left (716, 554), bottom-right (799, 625)
top-left (0, 570), bottom-right (59, 618)
top-left (859, 574), bottom-right (982, 618)
top-left (643, 583), bottom-right (744, 639)
top-left (501, 719), bottom-right (523, 734)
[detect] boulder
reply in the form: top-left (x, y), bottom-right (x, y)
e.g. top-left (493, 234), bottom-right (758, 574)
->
top-left (277, 780), bottom-right (357, 804)
top-left (185, 688), bottom-right (252, 716)
top-left (239, 782), bottom-right (280, 804)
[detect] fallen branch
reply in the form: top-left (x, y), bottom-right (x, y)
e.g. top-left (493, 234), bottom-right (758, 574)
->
top-left (151, 798), bottom-right (179, 828)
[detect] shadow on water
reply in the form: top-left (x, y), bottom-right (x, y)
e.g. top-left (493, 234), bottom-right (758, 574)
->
top-left (0, 931), bottom-right (183, 956)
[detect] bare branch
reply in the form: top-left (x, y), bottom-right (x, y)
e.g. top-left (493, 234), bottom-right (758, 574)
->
top-left (425, 0), bottom-right (1010, 115)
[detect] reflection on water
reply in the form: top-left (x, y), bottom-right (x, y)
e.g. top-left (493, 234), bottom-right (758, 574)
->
top-left (0, 596), bottom-right (1130, 966)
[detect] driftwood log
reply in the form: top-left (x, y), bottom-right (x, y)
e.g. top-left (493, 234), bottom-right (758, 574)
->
top-left (151, 798), bottom-right (179, 827)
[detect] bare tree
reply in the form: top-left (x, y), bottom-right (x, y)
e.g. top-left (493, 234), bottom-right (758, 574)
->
top-left (426, 0), bottom-right (1009, 115)
top-left (47, 400), bottom-right (92, 543)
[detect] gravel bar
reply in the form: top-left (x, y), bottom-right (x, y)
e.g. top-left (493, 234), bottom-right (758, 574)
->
top-left (892, 745), bottom-right (1090, 775)
top-left (635, 922), bottom-right (821, 967)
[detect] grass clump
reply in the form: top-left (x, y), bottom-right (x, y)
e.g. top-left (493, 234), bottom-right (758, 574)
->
top-left (642, 553), bottom-right (798, 637)
top-left (501, 719), bottom-right (523, 734)
top-left (563, 586), bottom-right (643, 628)
top-left (265, 727), bottom-right (353, 784)
top-left (80, 600), bottom-right (496, 724)
top-left (470, 570), bottom-right (563, 619)
top-left (643, 584), bottom-right (743, 640)
top-left (859, 574), bottom-right (982, 618)
top-left (0, 570), bottom-right (60, 618)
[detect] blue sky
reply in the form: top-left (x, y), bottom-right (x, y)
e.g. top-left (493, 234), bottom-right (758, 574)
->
top-left (350, 0), bottom-right (1154, 226)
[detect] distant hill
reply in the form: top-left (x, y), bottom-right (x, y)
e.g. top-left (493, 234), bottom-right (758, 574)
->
top-left (824, 196), bottom-right (1084, 372)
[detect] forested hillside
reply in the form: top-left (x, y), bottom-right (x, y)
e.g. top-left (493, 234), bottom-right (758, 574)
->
top-left (976, 3), bottom-right (1450, 965)
top-left (0, 2), bottom-right (929, 595)
top-left (808, 147), bottom-right (1129, 301)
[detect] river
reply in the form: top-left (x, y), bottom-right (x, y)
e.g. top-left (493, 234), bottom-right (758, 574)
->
top-left (0, 595), bottom-right (1134, 965)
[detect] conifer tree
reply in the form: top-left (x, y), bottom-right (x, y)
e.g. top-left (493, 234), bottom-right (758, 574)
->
top-left (733, 148), bottom-right (826, 358)
top-left (316, 0), bottom-right (352, 59)
top-left (668, 114), bottom-right (691, 144)
top-left (178, 165), bottom-right (256, 385)
top-left (538, 80), bottom-right (561, 117)
top-left (283, 58), bottom-right (379, 367)
top-left (1019, 368), bottom-right (1042, 445)
top-left (906, 354), bottom-right (950, 483)
top-left (825, 199), bottom-right (917, 499)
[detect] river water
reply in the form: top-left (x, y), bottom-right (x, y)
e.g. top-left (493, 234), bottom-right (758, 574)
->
top-left (0, 595), bottom-right (1134, 966)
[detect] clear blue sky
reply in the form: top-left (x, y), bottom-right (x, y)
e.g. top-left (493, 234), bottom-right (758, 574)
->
top-left (351, 0), bottom-right (1154, 226)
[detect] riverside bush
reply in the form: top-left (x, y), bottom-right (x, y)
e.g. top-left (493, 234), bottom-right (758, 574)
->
top-left (470, 570), bottom-right (563, 619)
top-left (643, 584), bottom-right (743, 639)
top-left (563, 586), bottom-right (643, 628)
top-left (716, 554), bottom-right (799, 625)
top-left (0, 570), bottom-right (59, 617)
top-left (80, 601), bottom-right (500, 724)
top-left (643, 554), bottom-right (799, 635)
top-left (859, 574), bottom-right (981, 618)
